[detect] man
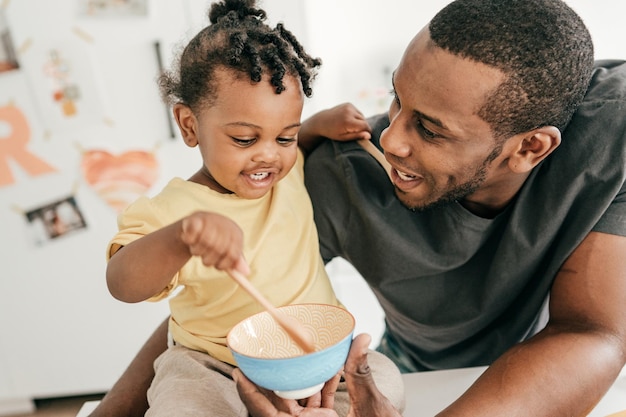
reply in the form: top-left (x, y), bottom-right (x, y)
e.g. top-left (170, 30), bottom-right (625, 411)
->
top-left (91, 0), bottom-right (626, 415)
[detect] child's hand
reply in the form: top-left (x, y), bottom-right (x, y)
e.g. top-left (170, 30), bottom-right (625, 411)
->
top-left (313, 103), bottom-right (372, 142)
top-left (180, 211), bottom-right (249, 274)
top-left (299, 103), bottom-right (372, 153)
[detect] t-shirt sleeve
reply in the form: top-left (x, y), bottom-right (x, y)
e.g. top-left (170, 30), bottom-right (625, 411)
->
top-left (106, 196), bottom-right (179, 300)
top-left (592, 180), bottom-right (626, 236)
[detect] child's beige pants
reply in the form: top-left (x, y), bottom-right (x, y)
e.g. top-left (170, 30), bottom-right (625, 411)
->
top-left (146, 344), bottom-right (405, 417)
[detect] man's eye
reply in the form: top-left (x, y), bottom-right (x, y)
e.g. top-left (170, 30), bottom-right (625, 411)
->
top-left (388, 90), bottom-right (400, 117)
top-left (416, 120), bottom-right (437, 140)
top-left (391, 89), bottom-right (400, 106)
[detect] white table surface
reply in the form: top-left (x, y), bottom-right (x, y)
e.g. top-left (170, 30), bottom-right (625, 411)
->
top-left (76, 366), bottom-right (626, 417)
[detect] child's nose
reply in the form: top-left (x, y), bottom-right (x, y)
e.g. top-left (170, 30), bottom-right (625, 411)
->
top-left (252, 143), bottom-right (280, 163)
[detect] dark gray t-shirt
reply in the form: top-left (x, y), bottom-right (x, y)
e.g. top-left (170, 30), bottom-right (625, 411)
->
top-left (304, 60), bottom-right (626, 371)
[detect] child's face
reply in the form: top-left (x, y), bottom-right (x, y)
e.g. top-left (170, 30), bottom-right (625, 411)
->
top-left (177, 68), bottom-right (304, 199)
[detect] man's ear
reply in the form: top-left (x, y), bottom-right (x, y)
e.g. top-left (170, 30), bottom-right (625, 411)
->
top-left (173, 103), bottom-right (199, 147)
top-left (508, 126), bottom-right (561, 173)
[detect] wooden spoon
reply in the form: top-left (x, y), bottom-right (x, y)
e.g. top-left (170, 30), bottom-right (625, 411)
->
top-left (228, 269), bottom-right (316, 353)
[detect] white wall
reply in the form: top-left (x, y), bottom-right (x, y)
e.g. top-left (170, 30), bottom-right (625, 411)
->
top-left (0, 0), bottom-right (198, 411)
top-left (299, 0), bottom-right (626, 119)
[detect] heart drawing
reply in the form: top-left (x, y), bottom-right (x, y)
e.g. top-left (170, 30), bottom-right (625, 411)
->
top-left (81, 149), bottom-right (159, 213)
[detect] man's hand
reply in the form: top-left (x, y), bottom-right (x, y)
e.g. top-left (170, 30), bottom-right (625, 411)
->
top-left (233, 367), bottom-right (341, 416)
top-left (234, 333), bottom-right (402, 417)
top-left (344, 334), bottom-right (402, 417)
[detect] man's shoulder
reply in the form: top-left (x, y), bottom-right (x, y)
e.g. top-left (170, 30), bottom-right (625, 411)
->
top-left (563, 60), bottom-right (626, 144)
top-left (584, 60), bottom-right (626, 103)
top-left (538, 60), bottom-right (626, 235)
top-left (367, 113), bottom-right (390, 147)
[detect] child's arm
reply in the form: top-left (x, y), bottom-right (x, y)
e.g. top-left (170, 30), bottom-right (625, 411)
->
top-left (298, 103), bottom-right (372, 154)
top-left (106, 211), bottom-right (248, 303)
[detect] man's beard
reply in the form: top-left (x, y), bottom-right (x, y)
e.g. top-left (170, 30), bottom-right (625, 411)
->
top-left (397, 142), bottom-right (503, 212)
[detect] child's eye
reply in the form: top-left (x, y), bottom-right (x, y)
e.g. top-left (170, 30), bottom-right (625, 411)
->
top-left (232, 137), bottom-right (255, 146)
top-left (277, 137), bottom-right (297, 145)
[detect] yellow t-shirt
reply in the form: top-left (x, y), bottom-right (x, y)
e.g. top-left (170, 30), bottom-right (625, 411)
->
top-left (107, 152), bottom-right (340, 365)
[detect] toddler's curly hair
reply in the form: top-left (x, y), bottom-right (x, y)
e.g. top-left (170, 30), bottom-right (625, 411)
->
top-left (159, 0), bottom-right (321, 111)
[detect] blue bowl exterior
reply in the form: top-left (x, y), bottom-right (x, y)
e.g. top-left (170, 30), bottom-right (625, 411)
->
top-left (232, 331), bottom-right (353, 391)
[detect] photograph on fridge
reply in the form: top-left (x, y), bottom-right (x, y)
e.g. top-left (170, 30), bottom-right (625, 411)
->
top-left (24, 195), bottom-right (87, 246)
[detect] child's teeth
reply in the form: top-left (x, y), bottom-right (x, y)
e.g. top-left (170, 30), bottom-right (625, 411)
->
top-left (250, 172), bottom-right (269, 180)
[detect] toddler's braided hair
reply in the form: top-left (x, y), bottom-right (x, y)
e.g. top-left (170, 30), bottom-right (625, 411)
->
top-left (159, 0), bottom-right (321, 111)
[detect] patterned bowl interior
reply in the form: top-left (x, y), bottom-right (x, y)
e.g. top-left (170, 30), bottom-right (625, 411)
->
top-left (228, 304), bottom-right (355, 358)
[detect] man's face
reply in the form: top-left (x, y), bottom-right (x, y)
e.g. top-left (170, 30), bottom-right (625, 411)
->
top-left (381, 29), bottom-right (512, 212)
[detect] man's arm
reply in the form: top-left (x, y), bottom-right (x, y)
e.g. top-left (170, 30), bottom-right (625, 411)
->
top-left (89, 318), bottom-right (169, 417)
top-left (438, 231), bottom-right (626, 416)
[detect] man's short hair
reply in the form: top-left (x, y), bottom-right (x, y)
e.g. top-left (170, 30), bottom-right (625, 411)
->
top-left (429, 0), bottom-right (594, 139)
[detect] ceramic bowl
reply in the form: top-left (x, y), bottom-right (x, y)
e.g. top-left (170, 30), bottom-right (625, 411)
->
top-left (227, 303), bottom-right (355, 399)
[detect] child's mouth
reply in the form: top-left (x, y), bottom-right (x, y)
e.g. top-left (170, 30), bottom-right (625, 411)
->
top-left (249, 172), bottom-right (270, 181)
